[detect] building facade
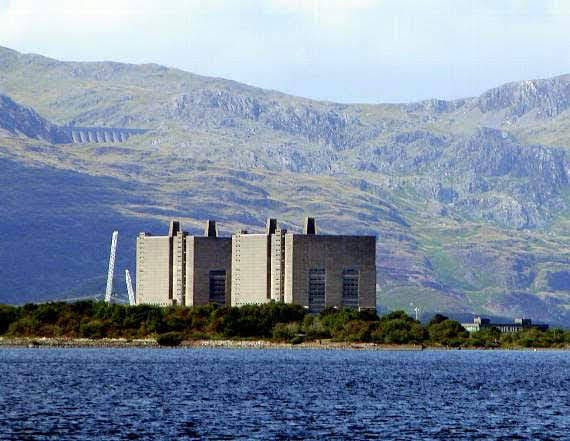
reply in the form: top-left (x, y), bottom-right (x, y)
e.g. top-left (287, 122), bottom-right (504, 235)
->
top-left (283, 234), bottom-right (376, 312)
top-left (135, 217), bottom-right (377, 311)
top-left (461, 316), bottom-right (549, 333)
top-left (136, 232), bottom-right (174, 306)
top-left (186, 234), bottom-right (232, 306)
top-left (136, 220), bottom-right (231, 307)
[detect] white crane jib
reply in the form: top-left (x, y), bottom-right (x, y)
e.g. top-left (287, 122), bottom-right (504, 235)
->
top-left (104, 231), bottom-right (118, 302)
top-left (125, 269), bottom-right (136, 306)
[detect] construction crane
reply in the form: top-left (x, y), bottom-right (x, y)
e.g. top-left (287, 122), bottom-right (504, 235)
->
top-left (125, 270), bottom-right (136, 306)
top-left (104, 231), bottom-right (118, 303)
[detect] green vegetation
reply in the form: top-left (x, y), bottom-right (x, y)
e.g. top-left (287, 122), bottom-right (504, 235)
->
top-left (1, 302), bottom-right (568, 348)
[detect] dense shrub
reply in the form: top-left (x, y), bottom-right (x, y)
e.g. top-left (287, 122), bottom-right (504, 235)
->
top-left (341, 320), bottom-right (375, 342)
top-left (273, 322), bottom-right (302, 340)
top-left (80, 319), bottom-right (107, 338)
top-left (0, 305), bottom-right (17, 334)
top-left (213, 303), bottom-right (306, 338)
top-left (427, 316), bottom-right (468, 347)
top-left (156, 332), bottom-right (184, 347)
top-left (0, 301), bottom-right (566, 348)
top-left (468, 327), bottom-right (501, 348)
top-left (302, 316), bottom-right (330, 339)
top-left (371, 311), bottom-right (428, 344)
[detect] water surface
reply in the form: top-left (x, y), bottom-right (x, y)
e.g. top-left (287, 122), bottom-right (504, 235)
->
top-left (0, 349), bottom-right (569, 440)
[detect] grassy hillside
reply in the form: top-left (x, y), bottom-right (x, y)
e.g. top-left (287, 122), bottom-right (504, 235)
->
top-left (0, 46), bottom-right (569, 325)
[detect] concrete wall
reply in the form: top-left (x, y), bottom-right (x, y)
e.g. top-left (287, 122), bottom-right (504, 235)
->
top-left (231, 233), bottom-right (271, 306)
top-left (185, 237), bottom-right (232, 306)
top-left (136, 235), bottom-right (173, 306)
top-left (284, 234), bottom-right (376, 311)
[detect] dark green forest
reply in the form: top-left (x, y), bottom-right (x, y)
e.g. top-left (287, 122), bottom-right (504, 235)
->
top-left (0, 302), bottom-right (568, 348)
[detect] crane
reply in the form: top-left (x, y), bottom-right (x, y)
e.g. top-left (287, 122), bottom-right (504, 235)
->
top-left (104, 231), bottom-right (118, 302)
top-left (125, 269), bottom-right (136, 306)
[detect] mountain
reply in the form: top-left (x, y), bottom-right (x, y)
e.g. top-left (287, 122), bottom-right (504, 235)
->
top-left (0, 46), bottom-right (569, 324)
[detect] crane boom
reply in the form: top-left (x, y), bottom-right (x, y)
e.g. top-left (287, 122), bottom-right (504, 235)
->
top-left (125, 269), bottom-right (136, 305)
top-left (104, 231), bottom-right (118, 302)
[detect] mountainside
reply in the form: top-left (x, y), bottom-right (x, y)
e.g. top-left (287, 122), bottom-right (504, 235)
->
top-left (0, 93), bottom-right (67, 143)
top-left (0, 46), bottom-right (569, 324)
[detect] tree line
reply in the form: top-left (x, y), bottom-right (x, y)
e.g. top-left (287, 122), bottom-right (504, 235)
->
top-left (0, 301), bottom-right (568, 348)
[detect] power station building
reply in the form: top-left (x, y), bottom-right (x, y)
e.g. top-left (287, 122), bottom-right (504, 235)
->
top-left (136, 220), bottom-right (231, 307)
top-left (136, 218), bottom-right (376, 312)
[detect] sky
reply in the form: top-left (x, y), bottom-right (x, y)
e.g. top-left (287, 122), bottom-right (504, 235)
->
top-left (0, 0), bottom-right (569, 103)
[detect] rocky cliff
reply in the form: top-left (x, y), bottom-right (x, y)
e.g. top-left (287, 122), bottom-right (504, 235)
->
top-left (0, 93), bottom-right (69, 143)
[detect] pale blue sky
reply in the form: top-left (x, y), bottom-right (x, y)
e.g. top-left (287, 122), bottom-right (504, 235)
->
top-left (1, 0), bottom-right (569, 103)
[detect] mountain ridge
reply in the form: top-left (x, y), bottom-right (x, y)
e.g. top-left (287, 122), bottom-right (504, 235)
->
top-left (0, 46), bottom-right (568, 325)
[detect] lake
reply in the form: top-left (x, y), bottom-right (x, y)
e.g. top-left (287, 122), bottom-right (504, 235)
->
top-left (0, 349), bottom-right (569, 440)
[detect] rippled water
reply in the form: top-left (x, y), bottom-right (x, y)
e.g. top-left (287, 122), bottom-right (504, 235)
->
top-left (0, 349), bottom-right (569, 440)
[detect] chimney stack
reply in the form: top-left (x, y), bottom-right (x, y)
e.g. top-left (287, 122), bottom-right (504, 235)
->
top-left (266, 218), bottom-right (277, 235)
top-left (169, 220), bottom-right (181, 237)
top-left (204, 220), bottom-right (218, 237)
top-left (304, 217), bottom-right (316, 235)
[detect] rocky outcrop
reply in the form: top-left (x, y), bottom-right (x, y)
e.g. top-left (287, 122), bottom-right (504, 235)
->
top-left (477, 75), bottom-right (570, 118)
top-left (1, 93), bottom-right (147, 144)
top-left (170, 89), bottom-right (378, 149)
top-left (352, 126), bottom-right (568, 228)
top-left (0, 94), bottom-right (70, 143)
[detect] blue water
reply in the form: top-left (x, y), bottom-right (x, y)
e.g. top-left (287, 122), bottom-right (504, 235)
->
top-left (0, 349), bottom-right (569, 440)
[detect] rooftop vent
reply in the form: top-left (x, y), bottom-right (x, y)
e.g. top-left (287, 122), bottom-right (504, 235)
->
top-left (169, 220), bottom-right (181, 237)
top-left (204, 220), bottom-right (218, 237)
top-left (266, 218), bottom-right (277, 235)
top-left (304, 217), bottom-right (317, 235)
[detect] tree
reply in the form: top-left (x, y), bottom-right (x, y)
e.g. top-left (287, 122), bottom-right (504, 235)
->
top-left (428, 319), bottom-right (468, 346)
top-left (469, 327), bottom-right (501, 347)
top-left (372, 311), bottom-right (428, 344)
top-left (0, 305), bottom-right (17, 335)
top-left (428, 314), bottom-right (449, 326)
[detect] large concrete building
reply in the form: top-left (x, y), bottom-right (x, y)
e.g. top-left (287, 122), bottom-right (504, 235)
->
top-left (136, 217), bottom-right (376, 311)
top-left (136, 220), bottom-right (231, 307)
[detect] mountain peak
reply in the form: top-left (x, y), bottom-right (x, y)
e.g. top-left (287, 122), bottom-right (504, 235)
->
top-left (477, 74), bottom-right (570, 118)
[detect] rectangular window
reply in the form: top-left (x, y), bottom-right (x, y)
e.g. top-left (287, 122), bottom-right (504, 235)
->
top-left (209, 270), bottom-right (226, 305)
top-left (308, 269), bottom-right (326, 313)
top-left (342, 269), bottom-right (359, 308)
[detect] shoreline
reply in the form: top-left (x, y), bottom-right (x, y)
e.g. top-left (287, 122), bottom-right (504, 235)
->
top-left (1, 337), bottom-right (568, 351)
top-left (0, 337), bottom-right (422, 350)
